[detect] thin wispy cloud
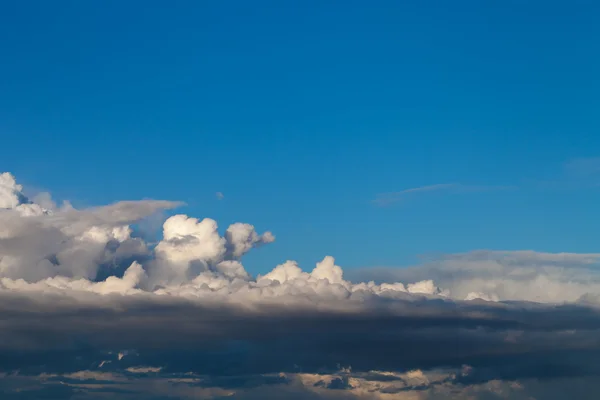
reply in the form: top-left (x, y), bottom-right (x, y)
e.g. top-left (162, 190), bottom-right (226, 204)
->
top-left (530, 157), bottom-right (600, 191)
top-left (564, 157), bottom-right (600, 178)
top-left (394, 183), bottom-right (458, 195)
top-left (375, 157), bottom-right (600, 207)
top-left (374, 157), bottom-right (600, 205)
top-left (216, 191), bottom-right (225, 200)
top-left (373, 183), bottom-right (458, 206)
top-left (373, 183), bottom-right (514, 206)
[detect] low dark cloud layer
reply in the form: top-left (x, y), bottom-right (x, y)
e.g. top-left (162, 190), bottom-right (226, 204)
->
top-left (2, 290), bottom-right (600, 381)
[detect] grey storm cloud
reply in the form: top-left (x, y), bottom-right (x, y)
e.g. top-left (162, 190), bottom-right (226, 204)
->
top-left (2, 290), bottom-right (600, 377)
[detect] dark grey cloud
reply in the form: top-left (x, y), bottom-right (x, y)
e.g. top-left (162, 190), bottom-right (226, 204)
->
top-left (2, 290), bottom-right (600, 385)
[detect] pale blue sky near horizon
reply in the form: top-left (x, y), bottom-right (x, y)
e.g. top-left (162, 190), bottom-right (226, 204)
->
top-left (2, 1), bottom-right (600, 275)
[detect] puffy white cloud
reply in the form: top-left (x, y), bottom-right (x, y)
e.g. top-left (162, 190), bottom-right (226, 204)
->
top-left (0, 261), bottom-right (146, 295)
top-left (225, 222), bottom-right (275, 259)
top-left (0, 173), bottom-right (524, 306)
top-left (0, 173), bottom-right (535, 308)
top-left (158, 215), bottom-right (226, 264)
top-left (465, 292), bottom-right (500, 302)
top-left (311, 256), bottom-right (344, 285)
top-left (149, 216), bottom-right (274, 287)
top-left (260, 260), bottom-right (305, 284)
top-left (151, 215), bottom-right (226, 285)
top-left (0, 172), bottom-right (23, 209)
top-left (5, 170), bottom-right (600, 310)
top-left (0, 173), bottom-right (179, 282)
top-left (0, 172), bottom-right (52, 217)
top-left (81, 225), bottom-right (132, 243)
top-left (406, 279), bottom-right (446, 296)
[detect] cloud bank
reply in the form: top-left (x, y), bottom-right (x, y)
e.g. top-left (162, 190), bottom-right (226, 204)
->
top-left (0, 172), bottom-right (445, 303)
top-left (352, 250), bottom-right (600, 304)
top-left (3, 171), bottom-right (600, 399)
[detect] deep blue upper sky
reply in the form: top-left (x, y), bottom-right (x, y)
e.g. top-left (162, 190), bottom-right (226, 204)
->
top-left (2, 1), bottom-right (599, 275)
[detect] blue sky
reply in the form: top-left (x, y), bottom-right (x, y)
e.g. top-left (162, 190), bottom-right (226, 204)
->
top-left (2, 1), bottom-right (600, 276)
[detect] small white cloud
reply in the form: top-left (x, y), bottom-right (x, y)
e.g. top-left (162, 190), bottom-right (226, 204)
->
top-left (126, 366), bottom-right (162, 374)
top-left (216, 192), bottom-right (224, 200)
